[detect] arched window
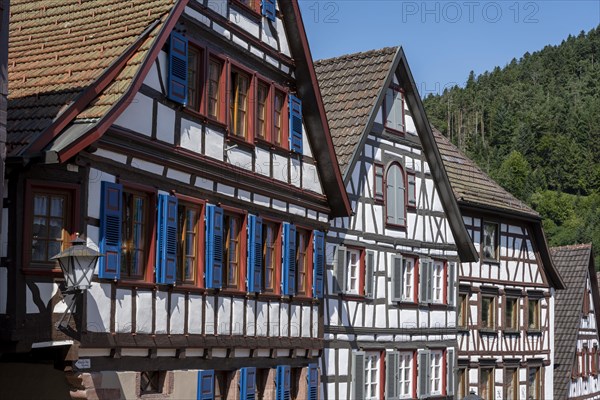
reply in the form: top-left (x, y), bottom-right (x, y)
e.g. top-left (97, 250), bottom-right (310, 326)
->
top-left (386, 163), bottom-right (406, 226)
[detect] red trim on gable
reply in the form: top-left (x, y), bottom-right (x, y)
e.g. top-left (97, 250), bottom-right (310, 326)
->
top-left (55, 0), bottom-right (190, 163)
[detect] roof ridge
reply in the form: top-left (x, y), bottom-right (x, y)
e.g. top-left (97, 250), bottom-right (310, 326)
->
top-left (550, 243), bottom-right (593, 251)
top-left (314, 46), bottom-right (399, 66)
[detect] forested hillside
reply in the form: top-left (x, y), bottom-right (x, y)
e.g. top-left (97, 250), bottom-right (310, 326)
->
top-left (423, 26), bottom-right (600, 267)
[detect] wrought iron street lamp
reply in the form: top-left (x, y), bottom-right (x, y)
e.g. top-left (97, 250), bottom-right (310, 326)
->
top-left (51, 234), bottom-right (102, 330)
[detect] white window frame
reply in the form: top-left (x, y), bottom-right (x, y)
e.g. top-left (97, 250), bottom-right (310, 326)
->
top-left (402, 258), bottom-right (415, 302)
top-left (364, 352), bottom-right (380, 400)
top-left (346, 248), bottom-right (361, 295)
top-left (431, 261), bottom-right (444, 304)
top-left (398, 352), bottom-right (413, 398)
top-left (430, 351), bottom-right (443, 396)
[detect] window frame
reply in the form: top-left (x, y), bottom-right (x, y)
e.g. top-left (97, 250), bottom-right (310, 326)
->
top-left (583, 287), bottom-right (591, 317)
top-left (527, 297), bottom-right (541, 331)
top-left (429, 350), bottom-right (444, 396)
top-left (383, 83), bottom-right (406, 134)
top-left (271, 86), bottom-right (289, 150)
top-left (261, 218), bottom-right (281, 295)
top-left (431, 260), bottom-right (446, 304)
top-left (385, 162), bottom-right (407, 229)
top-left (401, 256), bottom-right (416, 302)
top-left (527, 366), bottom-right (541, 399)
top-left (186, 43), bottom-right (204, 113)
top-left (23, 180), bottom-right (80, 274)
top-left (345, 246), bottom-right (365, 296)
top-left (482, 221), bottom-right (500, 262)
top-left (458, 292), bottom-right (469, 328)
top-left (398, 352), bottom-right (414, 399)
top-left (228, 64), bottom-right (253, 142)
top-left (255, 79), bottom-right (271, 142)
top-left (364, 351), bottom-right (382, 400)
top-left (457, 367), bottom-right (467, 400)
top-left (295, 227), bottom-right (313, 298)
top-left (479, 367), bottom-right (494, 400)
top-left (119, 182), bottom-right (156, 282)
top-left (206, 53), bottom-right (227, 124)
top-left (480, 294), bottom-right (497, 331)
top-left (504, 296), bottom-right (519, 332)
top-left (222, 207), bottom-right (247, 291)
top-left (230, 0), bottom-right (261, 15)
top-left (504, 367), bottom-right (519, 400)
top-left (175, 194), bottom-right (205, 287)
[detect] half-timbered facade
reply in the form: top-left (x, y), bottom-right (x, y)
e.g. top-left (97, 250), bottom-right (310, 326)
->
top-left (314, 48), bottom-right (478, 400)
top-left (0, 1), bottom-right (350, 398)
top-left (434, 130), bottom-right (565, 400)
top-left (552, 244), bottom-right (600, 399)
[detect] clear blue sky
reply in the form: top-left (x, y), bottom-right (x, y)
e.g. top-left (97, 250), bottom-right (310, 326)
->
top-left (301, 0), bottom-right (600, 96)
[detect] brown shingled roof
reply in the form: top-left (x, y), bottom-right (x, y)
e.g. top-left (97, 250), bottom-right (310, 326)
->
top-left (551, 244), bottom-right (597, 399)
top-left (433, 127), bottom-right (539, 218)
top-left (8, 0), bottom-right (175, 156)
top-left (314, 47), bottom-right (398, 174)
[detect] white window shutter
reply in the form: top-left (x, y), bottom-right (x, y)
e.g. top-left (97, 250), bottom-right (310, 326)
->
top-left (353, 352), bottom-right (365, 400)
top-left (386, 351), bottom-right (400, 400)
top-left (392, 255), bottom-right (403, 302)
top-left (447, 348), bottom-right (456, 396)
top-left (447, 262), bottom-right (457, 306)
top-left (418, 350), bottom-right (430, 398)
top-left (365, 251), bottom-right (375, 299)
top-left (334, 245), bottom-right (347, 293)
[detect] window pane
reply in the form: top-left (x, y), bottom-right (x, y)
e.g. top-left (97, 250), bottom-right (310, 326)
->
top-left (257, 83), bottom-right (268, 139)
top-left (274, 92), bottom-right (284, 146)
top-left (208, 60), bottom-right (221, 118)
top-left (187, 47), bottom-right (200, 110)
top-left (50, 196), bottom-right (64, 217)
top-left (34, 195), bottom-right (47, 215)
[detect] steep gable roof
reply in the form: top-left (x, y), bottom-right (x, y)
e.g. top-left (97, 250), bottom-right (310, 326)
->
top-left (314, 47), bottom-right (397, 174)
top-left (551, 244), bottom-right (598, 399)
top-left (8, 0), bottom-right (180, 157)
top-left (433, 128), bottom-right (538, 218)
top-left (314, 47), bottom-right (477, 262)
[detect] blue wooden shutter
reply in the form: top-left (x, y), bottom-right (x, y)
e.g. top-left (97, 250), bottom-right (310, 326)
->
top-left (99, 182), bottom-right (122, 280)
top-left (261, 0), bottom-right (276, 21)
top-left (276, 365), bottom-right (291, 400)
top-left (240, 367), bottom-right (257, 400)
top-left (197, 370), bottom-right (214, 400)
top-left (205, 204), bottom-right (223, 289)
top-left (282, 223), bottom-right (296, 295)
top-left (168, 31), bottom-right (188, 105)
top-left (156, 194), bottom-right (178, 284)
top-left (288, 95), bottom-right (303, 153)
top-left (312, 231), bottom-right (324, 298)
top-left (247, 215), bottom-right (263, 293)
top-left (307, 364), bottom-right (318, 400)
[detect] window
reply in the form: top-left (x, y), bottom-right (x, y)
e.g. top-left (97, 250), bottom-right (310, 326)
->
top-left (482, 222), bottom-right (499, 261)
top-left (386, 163), bottom-right (406, 227)
top-left (402, 258), bottom-right (415, 302)
top-left (384, 85), bottom-right (405, 132)
top-left (398, 353), bottom-right (413, 398)
top-left (528, 367), bottom-right (541, 399)
top-left (187, 45), bottom-right (203, 111)
top-left (479, 368), bottom-right (494, 400)
top-left (177, 201), bottom-right (202, 284)
top-left (374, 163), bottom-right (384, 202)
top-left (208, 58), bottom-right (223, 121)
top-left (505, 368), bottom-right (518, 400)
top-left (234, 0), bottom-right (260, 13)
top-left (458, 293), bottom-right (469, 328)
top-left (430, 351), bottom-right (443, 395)
top-left (528, 298), bottom-right (540, 330)
top-left (583, 288), bottom-right (591, 316)
top-left (262, 221), bottom-right (279, 292)
top-left (296, 229), bottom-right (311, 296)
top-left (214, 371), bottom-right (229, 400)
top-left (223, 213), bottom-right (243, 289)
top-left (230, 69), bottom-right (250, 139)
top-left (505, 297), bottom-right (519, 331)
top-left (593, 346), bottom-right (599, 376)
top-left (273, 90), bottom-right (287, 147)
top-left (481, 295), bottom-right (496, 330)
top-left (431, 261), bottom-right (444, 304)
top-left (27, 184), bottom-right (76, 270)
top-left (140, 371), bottom-right (165, 395)
top-left (364, 352), bottom-right (380, 400)
top-left (256, 82), bottom-right (269, 140)
top-left (121, 189), bottom-right (150, 279)
top-left (457, 368), bottom-right (467, 399)
top-left (346, 248), bottom-right (364, 295)
top-left (583, 347), bottom-right (589, 377)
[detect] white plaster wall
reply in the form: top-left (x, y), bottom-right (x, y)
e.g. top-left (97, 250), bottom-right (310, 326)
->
top-left (180, 118), bottom-right (203, 153)
top-left (113, 92), bottom-right (154, 136)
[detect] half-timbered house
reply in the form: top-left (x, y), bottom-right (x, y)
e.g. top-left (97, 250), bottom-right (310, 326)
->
top-left (0, 1), bottom-right (350, 398)
top-left (434, 129), bottom-right (565, 400)
top-left (552, 244), bottom-right (600, 399)
top-left (314, 47), bottom-right (478, 400)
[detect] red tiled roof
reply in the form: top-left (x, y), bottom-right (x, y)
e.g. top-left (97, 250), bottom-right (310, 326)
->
top-left (8, 0), bottom-right (175, 155)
